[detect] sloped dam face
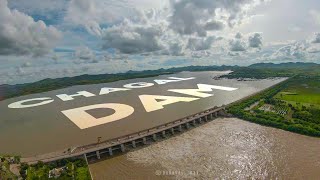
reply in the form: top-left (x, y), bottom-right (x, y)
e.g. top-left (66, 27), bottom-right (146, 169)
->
top-left (0, 71), bottom-right (285, 156)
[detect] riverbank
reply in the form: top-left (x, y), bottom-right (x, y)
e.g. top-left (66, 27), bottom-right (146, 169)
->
top-left (228, 76), bottom-right (320, 137)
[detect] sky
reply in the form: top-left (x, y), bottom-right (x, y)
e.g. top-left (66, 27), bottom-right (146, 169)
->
top-left (0, 0), bottom-right (320, 84)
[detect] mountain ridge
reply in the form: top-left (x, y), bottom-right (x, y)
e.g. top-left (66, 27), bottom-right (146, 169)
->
top-left (0, 62), bottom-right (319, 101)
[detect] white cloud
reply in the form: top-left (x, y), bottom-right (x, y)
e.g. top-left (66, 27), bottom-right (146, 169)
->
top-left (169, 0), bottom-right (263, 36)
top-left (102, 20), bottom-right (164, 54)
top-left (267, 42), bottom-right (308, 60)
top-left (98, 0), bottom-right (264, 57)
top-left (159, 40), bottom-right (185, 56)
top-left (65, 0), bottom-right (103, 36)
top-left (311, 32), bottom-right (320, 43)
top-left (186, 36), bottom-right (217, 51)
top-left (229, 33), bottom-right (247, 52)
top-left (8, 0), bottom-right (68, 22)
top-left (98, 0), bottom-right (265, 56)
top-left (21, 62), bottom-right (31, 67)
top-left (74, 46), bottom-right (96, 62)
top-left (64, 0), bottom-right (159, 36)
top-left (306, 32), bottom-right (320, 53)
top-left (204, 20), bottom-right (225, 31)
top-left (228, 32), bottom-right (263, 52)
top-left (307, 45), bottom-right (320, 53)
top-left (2, 0), bottom-right (320, 85)
top-left (248, 32), bottom-right (263, 48)
top-left (8, 0), bottom-right (67, 14)
top-left (0, 0), bottom-right (61, 56)
top-left (235, 32), bottom-right (243, 39)
top-left (191, 51), bottom-right (211, 58)
top-left (229, 40), bottom-right (247, 52)
top-left (75, 47), bottom-right (92, 60)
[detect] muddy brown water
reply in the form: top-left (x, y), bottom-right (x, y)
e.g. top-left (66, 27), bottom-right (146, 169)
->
top-left (89, 118), bottom-right (320, 180)
top-left (0, 71), bottom-right (285, 156)
top-left (1, 71), bottom-right (319, 179)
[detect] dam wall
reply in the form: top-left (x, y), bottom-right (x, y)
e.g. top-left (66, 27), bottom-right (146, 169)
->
top-left (22, 106), bottom-right (228, 164)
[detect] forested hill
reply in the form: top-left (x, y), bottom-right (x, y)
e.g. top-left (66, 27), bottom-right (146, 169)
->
top-left (223, 62), bottom-right (320, 79)
top-left (249, 62), bottom-right (319, 69)
top-left (0, 62), bottom-right (319, 101)
top-left (0, 65), bottom-right (235, 100)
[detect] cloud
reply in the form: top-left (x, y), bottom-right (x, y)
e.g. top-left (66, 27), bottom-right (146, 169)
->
top-left (229, 40), bottom-right (247, 51)
top-left (235, 32), bottom-right (243, 39)
top-left (102, 20), bottom-right (164, 54)
top-left (248, 33), bottom-right (262, 48)
top-left (8, 0), bottom-right (67, 14)
top-left (64, 0), bottom-right (142, 36)
top-left (307, 45), bottom-right (320, 53)
top-left (204, 20), bottom-right (225, 31)
top-left (229, 33), bottom-right (247, 51)
top-left (96, 0), bottom-right (264, 57)
top-left (0, 0), bottom-right (61, 57)
top-left (101, 9), bottom-right (183, 55)
top-left (159, 40), bottom-right (185, 56)
top-left (311, 32), bottom-right (320, 43)
top-left (8, 0), bottom-right (68, 25)
top-left (307, 32), bottom-right (320, 53)
top-left (169, 0), bottom-right (262, 36)
top-left (187, 36), bottom-right (216, 51)
top-left (73, 46), bottom-right (99, 63)
top-left (21, 62), bottom-right (31, 67)
top-left (74, 47), bottom-right (95, 60)
top-left (268, 42), bottom-right (308, 60)
top-left (259, 33), bottom-right (320, 62)
top-left (65, 0), bottom-right (103, 36)
top-left (228, 32), bottom-right (263, 52)
top-left (191, 51), bottom-right (211, 58)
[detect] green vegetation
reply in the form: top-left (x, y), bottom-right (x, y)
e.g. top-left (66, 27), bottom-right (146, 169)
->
top-left (227, 65), bottom-right (320, 137)
top-left (0, 157), bottom-right (17, 180)
top-left (0, 155), bottom-right (21, 180)
top-left (18, 158), bottom-right (91, 180)
top-left (75, 167), bottom-right (91, 180)
top-left (0, 65), bottom-right (235, 101)
top-left (0, 71), bottom-right (172, 101)
top-left (1, 62), bottom-right (319, 101)
top-left (1, 62), bottom-right (319, 180)
top-left (274, 78), bottom-right (320, 107)
top-left (221, 62), bottom-right (320, 79)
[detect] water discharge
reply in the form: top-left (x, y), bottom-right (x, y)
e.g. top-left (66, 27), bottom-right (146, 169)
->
top-left (89, 118), bottom-right (320, 179)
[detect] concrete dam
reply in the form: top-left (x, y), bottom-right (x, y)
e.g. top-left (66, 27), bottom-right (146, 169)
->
top-left (23, 106), bottom-right (227, 164)
top-left (84, 107), bottom-right (227, 162)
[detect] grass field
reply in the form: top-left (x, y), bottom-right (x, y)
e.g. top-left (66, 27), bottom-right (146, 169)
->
top-left (274, 79), bottom-right (320, 107)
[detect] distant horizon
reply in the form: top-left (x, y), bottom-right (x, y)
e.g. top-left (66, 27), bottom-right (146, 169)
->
top-left (0, 61), bottom-right (318, 86)
top-left (1, 0), bottom-right (320, 85)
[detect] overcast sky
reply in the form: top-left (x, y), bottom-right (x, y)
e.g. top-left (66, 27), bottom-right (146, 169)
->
top-left (1, 0), bottom-right (320, 84)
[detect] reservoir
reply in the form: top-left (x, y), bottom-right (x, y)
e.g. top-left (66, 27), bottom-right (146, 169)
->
top-left (0, 71), bottom-right (285, 156)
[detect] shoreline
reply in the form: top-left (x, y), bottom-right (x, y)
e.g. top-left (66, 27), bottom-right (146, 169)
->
top-left (20, 77), bottom-right (288, 164)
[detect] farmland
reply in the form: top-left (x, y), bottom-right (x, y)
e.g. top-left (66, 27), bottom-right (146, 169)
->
top-left (227, 65), bottom-right (320, 137)
top-left (274, 80), bottom-right (320, 108)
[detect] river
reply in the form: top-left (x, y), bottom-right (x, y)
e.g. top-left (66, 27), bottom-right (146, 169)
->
top-left (89, 118), bottom-right (320, 179)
